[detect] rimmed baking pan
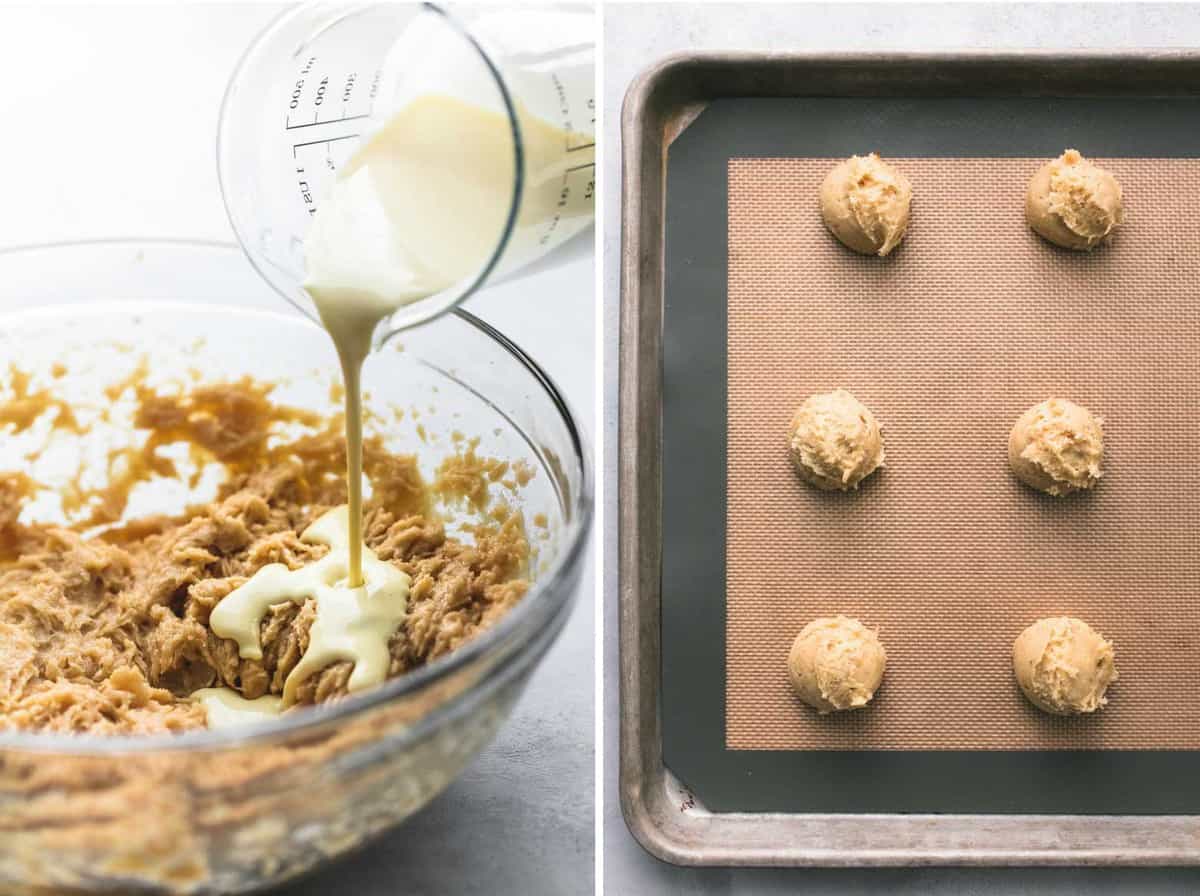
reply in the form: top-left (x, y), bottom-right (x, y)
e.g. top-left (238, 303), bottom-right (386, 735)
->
top-left (618, 50), bottom-right (1200, 866)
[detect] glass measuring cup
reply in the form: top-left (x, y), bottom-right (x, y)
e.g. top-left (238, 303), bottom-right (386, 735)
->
top-left (217, 1), bottom-right (595, 338)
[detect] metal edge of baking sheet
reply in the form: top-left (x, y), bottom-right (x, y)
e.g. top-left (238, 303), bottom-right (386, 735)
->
top-left (618, 50), bottom-right (1200, 867)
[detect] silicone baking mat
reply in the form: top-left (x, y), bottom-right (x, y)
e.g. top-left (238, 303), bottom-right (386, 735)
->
top-left (659, 96), bottom-right (1200, 813)
top-left (726, 156), bottom-right (1200, 750)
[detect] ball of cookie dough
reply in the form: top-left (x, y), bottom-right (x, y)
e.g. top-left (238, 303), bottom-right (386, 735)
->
top-left (1013, 616), bottom-right (1117, 715)
top-left (819, 153), bottom-right (913, 256)
top-left (788, 389), bottom-right (885, 491)
top-left (788, 616), bottom-right (887, 714)
top-left (1008, 398), bottom-right (1104, 497)
top-left (1025, 149), bottom-right (1124, 251)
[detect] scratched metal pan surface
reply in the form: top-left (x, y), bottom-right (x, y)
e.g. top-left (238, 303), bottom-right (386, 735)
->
top-left (618, 51), bottom-right (1200, 867)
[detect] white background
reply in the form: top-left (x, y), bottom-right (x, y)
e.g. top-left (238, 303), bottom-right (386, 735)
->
top-left (0, 4), bottom-right (595, 894)
top-left (604, 3), bottom-right (1200, 895)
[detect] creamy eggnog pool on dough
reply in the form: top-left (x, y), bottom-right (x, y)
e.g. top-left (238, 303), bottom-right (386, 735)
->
top-left (191, 688), bottom-right (283, 729)
top-left (209, 505), bottom-right (410, 707)
top-left (195, 12), bottom-right (592, 726)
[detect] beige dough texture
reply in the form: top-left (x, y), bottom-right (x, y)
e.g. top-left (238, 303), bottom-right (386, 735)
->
top-left (1008, 398), bottom-right (1104, 497)
top-left (1013, 616), bottom-right (1117, 715)
top-left (788, 389), bottom-right (885, 491)
top-left (819, 153), bottom-right (913, 256)
top-left (788, 616), bottom-right (887, 714)
top-left (1025, 149), bottom-right (1124, 251)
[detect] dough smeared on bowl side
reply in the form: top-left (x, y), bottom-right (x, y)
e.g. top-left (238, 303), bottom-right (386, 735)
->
top-left (1013, 616), bottom-right (1117, 715)
top-left (1008, 398), bottom-right (1104, 497)
top-left (787, 615), bottom-right (887, 714)
top-left (1025, 149), bottom-right (1124, 251)
top-left (788, 389), bottom-right (885, 491)
top-left (819, 153), bottom-right (913, 257)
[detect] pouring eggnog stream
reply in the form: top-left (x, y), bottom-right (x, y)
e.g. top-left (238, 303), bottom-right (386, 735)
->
top-left (201, 5), bottom-right (593, 724)
top-left (305, 16), bottom-right (592, 585)
top-left (305, 87), bottom-right (591, 585)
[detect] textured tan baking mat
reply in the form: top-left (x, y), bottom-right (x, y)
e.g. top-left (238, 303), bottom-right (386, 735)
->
top-left (726, 157), bottom-right (1200, 751)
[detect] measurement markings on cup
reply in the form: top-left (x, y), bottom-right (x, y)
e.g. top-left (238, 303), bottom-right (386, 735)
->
top-left (286, 114), bottom-right (370, 131)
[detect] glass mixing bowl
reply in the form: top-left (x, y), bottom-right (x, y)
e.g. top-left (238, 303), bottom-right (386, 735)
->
top-left (0, 241), bottom-right (591, 894)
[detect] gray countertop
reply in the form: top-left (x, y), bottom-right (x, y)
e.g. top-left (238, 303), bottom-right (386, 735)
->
top-left (601, 3), bottom-right (1200, 894)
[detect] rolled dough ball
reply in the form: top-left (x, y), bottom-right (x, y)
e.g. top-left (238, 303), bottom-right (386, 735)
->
top-left (1025, 149), bottom-right (1124, 251)
top-left (1008, 398), bottom-right (1104, 497)
top-left (788, 616), bottom-right (887, 714)
top-left (819, 153), bottom-right (913, 256)
top-left (788, 389), bottom-right (885, 491)
top-left (1013, 616), bottom-right (1117, 715)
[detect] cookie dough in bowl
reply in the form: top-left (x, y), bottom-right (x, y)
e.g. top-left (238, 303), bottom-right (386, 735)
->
top-left (1025, 149), bottom-right (1124, 251)
top-left (0, 241), bottom-right (591, 896)
top-left (819, 153), bottom-right (913, 256)
top-left (1008, 398), bottom-right (1104, 496)
top-left (788, 616), bottom-right (887, 714)
top-left (1013, 616), bottom-right (1117, 715)
top-left (788, 389), bottom-right (885, 491)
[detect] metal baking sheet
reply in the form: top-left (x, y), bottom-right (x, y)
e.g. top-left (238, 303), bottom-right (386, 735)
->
top-left (619, 51), bottom-right (1200, 866)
